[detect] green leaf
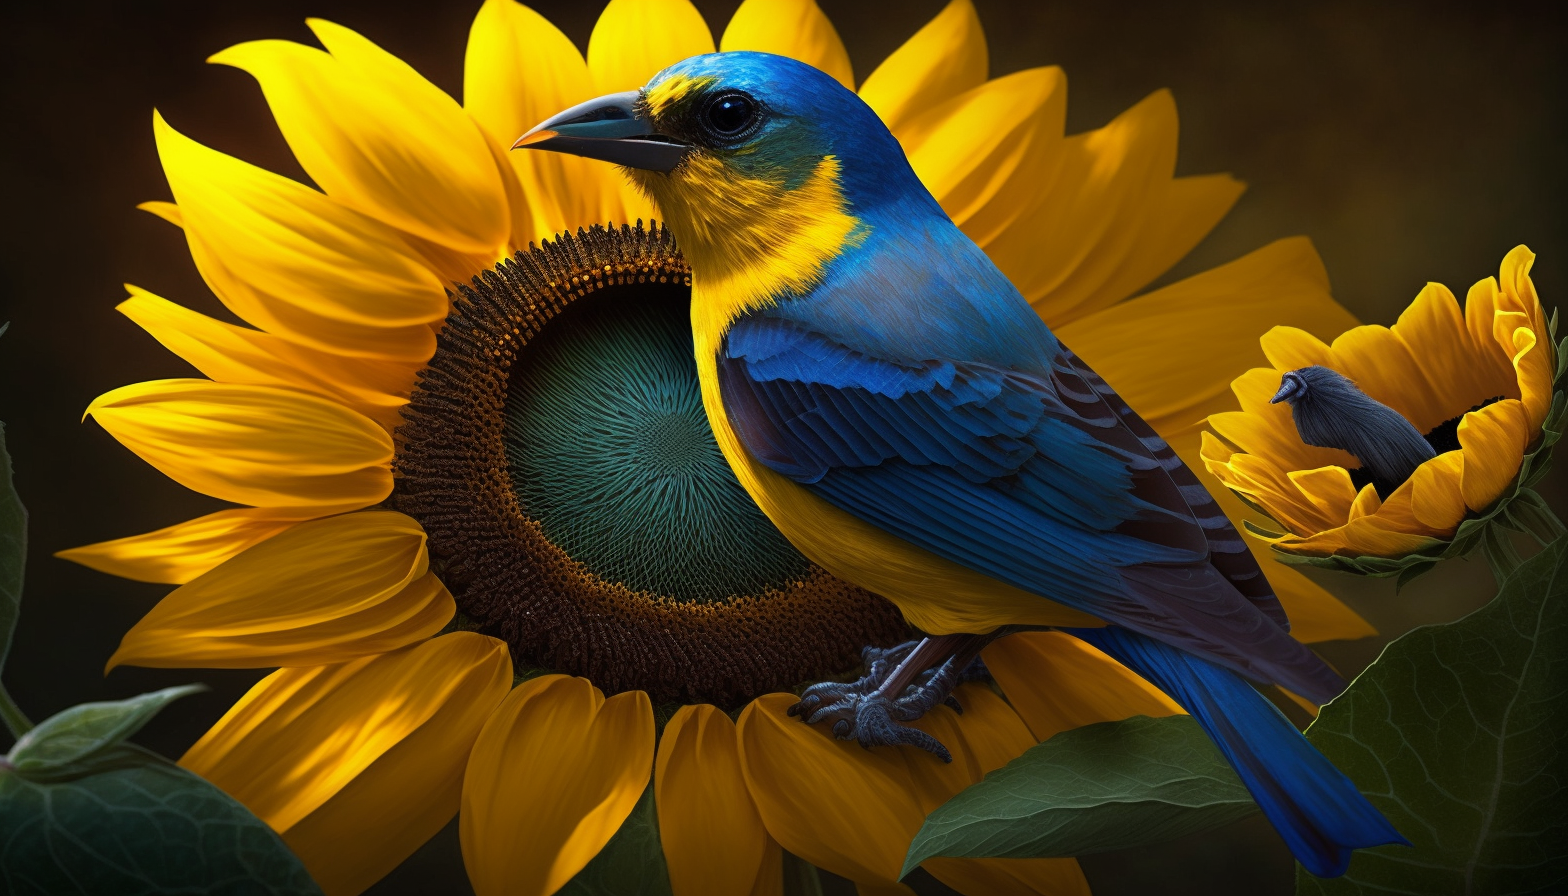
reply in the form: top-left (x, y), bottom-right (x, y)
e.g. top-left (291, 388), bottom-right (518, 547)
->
top-left (0, 419), bottom-right (25, 674)
top-left (7, 685), bottom-right (206, 781)
top-left (558, 779), bottom-right (673, 896)
top-left (901, 715), bottom-right (1258, 876)
top-left (0, 743), bottom-right (322, 895)
top-left (1297, 536), bottom-right (1568, 894)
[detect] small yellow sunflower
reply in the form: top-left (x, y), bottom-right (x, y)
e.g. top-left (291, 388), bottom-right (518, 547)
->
top-left (1202, 246), bottom-right (1563, 579)
top-left (61, 1), bottom-right (1377, 893)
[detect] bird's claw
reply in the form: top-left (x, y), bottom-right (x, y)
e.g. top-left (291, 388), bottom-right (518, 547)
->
top-left (788, 640), bottom-right (990, 763)
top-left (854, 699), bottom-right (952, 763)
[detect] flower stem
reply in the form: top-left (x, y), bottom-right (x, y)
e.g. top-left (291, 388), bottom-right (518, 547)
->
top-left (0, 678), bottom-right (31, 741)
top-left (1482, 488), bottom-right (1567, 586)
top-left (1482, 530), bottom-right (1523, 585)
top-left (1508, 488), bottom-right (1567, 546)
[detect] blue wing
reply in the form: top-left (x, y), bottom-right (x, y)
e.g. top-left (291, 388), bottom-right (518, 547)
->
top-left (719, 312), bottom-right (1344, 703)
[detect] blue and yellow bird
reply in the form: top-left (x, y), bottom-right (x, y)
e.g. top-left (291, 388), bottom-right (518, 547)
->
top-left (517, 52), bottom-right (1406, 877)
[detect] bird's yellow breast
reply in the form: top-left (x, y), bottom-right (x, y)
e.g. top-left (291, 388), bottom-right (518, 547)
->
top-left (641, 147), bottom-right (1099, 632)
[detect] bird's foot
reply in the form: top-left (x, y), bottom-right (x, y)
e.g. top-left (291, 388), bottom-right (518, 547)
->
top-left (788, 636), bottom-right (993, 763)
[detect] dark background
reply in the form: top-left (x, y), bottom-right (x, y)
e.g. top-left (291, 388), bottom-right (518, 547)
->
top-left (0, 1), bottom-right (1563, 893)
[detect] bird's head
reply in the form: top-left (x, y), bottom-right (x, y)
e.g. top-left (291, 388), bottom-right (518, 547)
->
top-left (516, 52), bottom-right (934, 329)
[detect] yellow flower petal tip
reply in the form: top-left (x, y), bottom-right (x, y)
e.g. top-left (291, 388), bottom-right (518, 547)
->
top-left (83, 378), bottom-right (394, 511)
top-left (180, 633), bottom-right (511, 896)
top-left (106, 511), bottom-right (452, 673)
top-left (136, 200), bottom-right (183, 228)
top-left (460, 675), bottom-right (655, 896)
top-left (721, 0), bottom-right (854, 90)
top-left (656, 705), bottom-right (777, 896)
top-left (1204, 246), bottom-right (1563, 578)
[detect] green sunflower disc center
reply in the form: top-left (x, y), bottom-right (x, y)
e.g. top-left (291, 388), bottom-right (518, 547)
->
top-left (503, 284), bottom-right (811, 602)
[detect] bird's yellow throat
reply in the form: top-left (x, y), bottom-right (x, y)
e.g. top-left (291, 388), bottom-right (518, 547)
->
top-left (631, 151), bottom-right (865, 358)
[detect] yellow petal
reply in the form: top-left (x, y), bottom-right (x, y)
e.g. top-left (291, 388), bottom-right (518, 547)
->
top-left (1503, 318), bottom-right (1553, 433)
top-left (1463, 276), bottom-right (1515, 371)
top-left (1077, 172), bottom-right (1245, 312)
top-left (118, 285), bottom-right (413, 429)
top-left (996, 90), bottom-right (1171, 321)
top-left (464, 0), bottom-right (630, 243)
top-left (1061, 237), bottom-right (1359, 427)
top-left (86, 379), bottom-right (392, 511)
top-left (738, 694), bottom-right (920, 886)
top-left (1271, 477), bottom-right (1449, 559)
top-left (896, 693), bottom-right (1007, 817)
top-left (900, 67), bottom-right (1066, 237)
top-left (943, 683), bottom-right (1036, 775)
top-left (109, 511), bottom-right (452, 670)
top-left (588, 0), bottom-right (715, 94)
top-left (210, 23), bottom-right (508, 256)
top-left (1494, 248), bottom-right (1551, 409)
top-left (1287, 516), bottom-right (1440, 559)
top-left (1203, 448), bottom-right (1335, 536)
top-left (1259, 325), bottom-right (1336, 372)
top-left (720, 0), bottom-right (854, 89)
top-left (1463, 259), bottom-right (1553, 429)
top-left (181, 633), bottom-right (512, 896)
top-left (153, 113), bottom-right (444, 363)
top-left (137, 199), bottom-right (183, 227)
top-left (1324, 324), bottom-right (1451, 433)
top-left (984, 632), bottom-right (1182, 742)
top-left (1498, 246), bottom-right (1548, 337)
top-left (656, 704), bottom-right (776, 896)
top-left (1458, 398), bottom-right (1531, 511)
top-left (860, 0), bottom-right (987, 135)
top-left (1391, 282), bottom-right (1509, 418)
top-left (461, 676), bottom-right (655, 896)
top-left (55, 508), bottom-right (305, 585)
top-left (1285, 466), bottom-right (1359, 522)
top-left (1407, 451), bottom-right (1467, 530)
top-left (1346, 483), bottom-right (1382, 523)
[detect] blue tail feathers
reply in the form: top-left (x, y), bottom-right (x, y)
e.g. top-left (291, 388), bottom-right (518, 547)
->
top-left (1068, 626), bottom-right (1408, 878)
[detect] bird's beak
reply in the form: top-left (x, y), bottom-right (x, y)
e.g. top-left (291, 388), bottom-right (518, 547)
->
top-left (1270, 373), bottom-right (1304, 405)
top-left (513, 90), bottom-right (691, 172)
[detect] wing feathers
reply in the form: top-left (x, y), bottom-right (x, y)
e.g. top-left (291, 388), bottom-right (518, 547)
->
top-left (719, 313), bottom-right (1332, 697)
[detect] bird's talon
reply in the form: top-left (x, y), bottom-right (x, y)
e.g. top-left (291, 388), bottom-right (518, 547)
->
top-left (792, 637), bottom-right (970, 761)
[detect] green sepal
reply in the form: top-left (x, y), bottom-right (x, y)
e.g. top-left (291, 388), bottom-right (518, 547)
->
top-left (1258, 314), bottom-right (1568, 579)
top-left (900, 715), bottom-right (1257, 876)
top-left (1296, 534), bottom-right (1568, 892)
top-left (5, 684), bottom-right (205, 782)
top-left (0, 742), bottom-right (323, 895)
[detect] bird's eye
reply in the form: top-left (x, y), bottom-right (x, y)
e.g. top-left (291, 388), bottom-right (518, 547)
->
top-left (702, 92), bottom-right (759, 141)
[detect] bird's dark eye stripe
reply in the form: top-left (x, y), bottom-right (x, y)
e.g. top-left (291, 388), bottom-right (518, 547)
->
top-left (703, 91), bottom-right (759, 139)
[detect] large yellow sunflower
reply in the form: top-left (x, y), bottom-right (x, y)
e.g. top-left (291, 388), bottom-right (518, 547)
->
top-left (61, 1), bottom-right (1376, 894)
